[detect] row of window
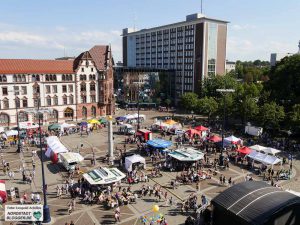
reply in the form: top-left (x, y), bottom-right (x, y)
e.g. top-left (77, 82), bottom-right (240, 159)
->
top-left (0, 97), bottom-right (28, 109)
top-left (46, 95), bottom-right (74, 106)
top-left (45, 84), bottom-right (73, 94)
top-left (79, 74), bottom-right (96, 81)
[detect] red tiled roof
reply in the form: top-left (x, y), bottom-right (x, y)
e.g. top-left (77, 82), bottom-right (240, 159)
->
top-left (88, 45), bottom-right (108, 71)
top-left (0, 59), bottom-right (74, 74)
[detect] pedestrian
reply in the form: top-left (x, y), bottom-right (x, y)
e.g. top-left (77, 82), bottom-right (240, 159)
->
top-left (70, 220), bottom-right (75, 225)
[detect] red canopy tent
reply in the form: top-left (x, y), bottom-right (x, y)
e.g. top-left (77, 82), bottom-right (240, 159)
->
top-left (185, 129), bottom-right (201, 137)
top-left (194, 126), bottom-right (209, 131)
top-left (208, 135), bottom-right (222, 143)
top-left (237, 146), bottom-right (252, 155)
top-left (0, 180), bottom-right (7, 203)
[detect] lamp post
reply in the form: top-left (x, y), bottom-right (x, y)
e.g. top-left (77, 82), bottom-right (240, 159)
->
top-left (9, 87), bottom-right (21, 153)
top-left (216, 89), bottom-right (235, 153)
top-left (25, 99), bottom-right (52, 223)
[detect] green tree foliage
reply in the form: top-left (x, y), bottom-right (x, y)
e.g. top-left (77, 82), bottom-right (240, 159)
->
top-left (155, 97), bottom-right (162, 106)
top-left (197, 97), bottom-right (218, 122)
top-left (289, 104), bottom-right (300, 130)
top-left (259, 102), bottom-right (285, 130)
top-left (180, 92), bottom-right (198, 111)
top-left (267, 54), bottom-right (300, 106)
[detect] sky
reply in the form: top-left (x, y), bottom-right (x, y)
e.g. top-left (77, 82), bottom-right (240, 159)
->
top-left (0, 0), bottom-right (299, 62)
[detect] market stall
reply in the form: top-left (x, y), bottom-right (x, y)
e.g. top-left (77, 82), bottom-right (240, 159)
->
top-left (48, 123), bottom-right (61, 131)
top-left (125, 154), bottom-right (146, 172)
top-left (147, 139), bottom-right (172, 149)
top-left (185, 129), bottom-right (201, 138)
top-left (247, 151), bottom-right (282, 166)
top-left (0, 180), bottom-right (7, 203)
top-left (237, 146), bottom-right (252, 155)
top-left (194, 125), bottom-right (209, 137)
top-left (59, 152), bottom-right (84, 171)
top-left (45, 136), bottom-right (68, 159)
top-left (168, 147), bottom-right (204, 162)
top-left (249, 144), bottom-right (267, 152)
top-left (225, 135), bottom-right (242, 144)
top-left (83, 167), bottom-right (126, 185)
top-left (136, 129), bottom-right (152, 142)
top-left (207, 135), bottom-right (222, 143)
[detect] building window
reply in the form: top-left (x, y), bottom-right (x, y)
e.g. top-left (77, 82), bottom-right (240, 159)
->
top-left (33, 84), bottom-right (40, 94)
top-left (68, 75), bottom-right (73, 81)
top-left (22, 86), bottom-right (27, 95)
top-left (90, 82), bottom-right (96, 91)
top-left (53, 96), bottom-right (58, 105)
top-left (15, 97), bottom-right (20, 108)
top-left (33, 98), bottom-right (39, 108)
top-left (62, 74), bottom-right (66, 81)
top-left (53, 85), bottom-right (57, 93)
top-left (0, 113), bottom-right (9, 126)
top-left (81, 96), bottom-right (87, 103)
top-left (80, 83), bottom-right (86, 92)
top-left (62, 85), bottom-right (67, 93)
top-left (3, 98), bottom-right (9, 109)
top-left (2, 87), bottom-right (8, 96)
top-left (69, 95), bottom-right (74, 104)
top-left (90, 95), bottom-right (96, 103)
top-left (64, 107), bottom-right (74, 119)
top-left (18, 112), bottom-right (28, 122)
top-left (82, 107), bottom-right (87, 119)
top-left (81, 68), bottom-right (84, 72)
top-left (0, 75), bottom-right (7, 83)
top-left (35, 75), bottom-right (40, 81)
top-left (91, 68), bottom-right (94, 72)
top-left (46, 85), bottom-right (51, 94)
top-left (46, 75), bottom-right (49, 81)
top-left (68, 85), bottom-right (73, 92)
top-left (91, 106), bottom-right (96, 117)
top-left (13, 75), bottom-right (17, 82)
top-left (49, 109), bottom-right (58, 122)
top-left (63, 95), bottom-right (68, 105)
top-left (22, 98), bottom-right (28, 108)
top-left (46, 96), bottom-right (51, 106)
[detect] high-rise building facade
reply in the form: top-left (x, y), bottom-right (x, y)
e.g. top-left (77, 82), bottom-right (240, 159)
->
top-left (0, 45), bottom-right (114, 129)
top-left (122, 13), bottom-right (228, 98)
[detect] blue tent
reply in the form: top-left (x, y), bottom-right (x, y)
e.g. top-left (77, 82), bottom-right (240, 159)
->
top-left (116, 116), bottom-right (126, 121)
top-left (147, 139), bottom-right (172, 149)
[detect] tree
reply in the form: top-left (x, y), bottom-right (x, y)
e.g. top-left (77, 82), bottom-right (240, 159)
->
top-left (165, 98), bottom-right (171, 111)
top-left (197, 97), bottom-right (218, 122)
top-left (258, 102), bottom-right (285, 130)
top-left (155, 97), bottom-right (162, 106)
top-left (180, 92), bottom-right (198, 112)
top-left (289, 104), bottom-right (300, 130)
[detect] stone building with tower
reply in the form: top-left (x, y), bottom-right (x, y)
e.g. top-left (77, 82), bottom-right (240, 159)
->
top-left (0, 45), bottom-right (114, 129)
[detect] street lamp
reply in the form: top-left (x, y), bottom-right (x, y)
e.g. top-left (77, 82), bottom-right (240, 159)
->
top-left (216, 89), bottom-right (235, 153)
top-left (9, 87), bottom-right (22, 153)
top-left (25, 99), bottom-right (52, 223)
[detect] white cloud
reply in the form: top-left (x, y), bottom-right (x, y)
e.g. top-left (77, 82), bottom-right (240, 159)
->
top-left (0, 31), bottom-right (46, 44)
top-left (231, 24), bottom-right (257, 30)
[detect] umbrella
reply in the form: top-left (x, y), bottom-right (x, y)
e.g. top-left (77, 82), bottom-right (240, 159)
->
top-left (98, 118), bottom-right (107, 124)
top-left (225, 135), bottom-right (241, 144)
top-left (194, 125), bottom-right (209, 131)
top-left (48, 123), bottom-right (61, 130)
top-left (208, 135), bottom-right (222, 143)
top-left (88, 119), bottom-right (100, 125)
top-left (237, 146), bottom-right (252, 155)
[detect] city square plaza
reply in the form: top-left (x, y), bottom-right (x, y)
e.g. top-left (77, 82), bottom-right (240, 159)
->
top-left (0, 109), bottom-right (299, 225)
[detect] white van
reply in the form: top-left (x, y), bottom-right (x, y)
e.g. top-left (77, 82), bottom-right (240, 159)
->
top-left (59, 152), bottom-right (84, 171)
top-left (119, 124), bottom-right (135, 135)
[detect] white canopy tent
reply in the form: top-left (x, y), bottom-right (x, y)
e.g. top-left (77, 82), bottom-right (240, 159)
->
top-left (224, 135), bottom-right (242, 144)
top-left (60, 123), bottom-right (76, 131)
top-left (247, 151), bottom-right (282, 165)
top-left (45, 136), bottom-right (68, 158)
top-left (262, 147), bottom-right (281, 155)
top-left (125, 154), bottom-right (146, 172)
top-left (168, 147), bottom-right (204, 162)
top-left (249, 145), bottom-right (267, 152)
top-left (4, 130), bottom-right (18, 137)
top-left (0, 127), bottom-right (4, 133)
top-left (59, 152), bottom-right (84, 164)
top-left (83, 167), bottom-right (126, 185)
top-left (19, 122), bottom-right (39, 130)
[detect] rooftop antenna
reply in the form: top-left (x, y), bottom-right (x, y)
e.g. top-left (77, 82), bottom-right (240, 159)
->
top-left (133, 12), bottom-right (137, 31)
top-left (201, 0), bottom-right (203, 14)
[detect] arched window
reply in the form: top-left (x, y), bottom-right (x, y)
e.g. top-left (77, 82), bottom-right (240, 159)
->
top-left (53, 95), bottom-right (58, 105)
top-left (18, 111), bottom-right (28, 122)
top-left (53, 75), bottom-right (56, 81)
top-left (91, 106), bottom-right (96, 118)
top-left (36, 75), bottom-right (40, 81)
top-left (50, 109), bottom-right (59, 122)
top-left (90, 82), bottom-right (96, 91)
top-left (3, 75), bottom-right (7, 82)
top-left (15, 97), bottom-right (20, 108)
top-left (22, 97), bottom-right (28, 108)
top-left (80, 75), bottom-right (83, 81)
top-left (64, 107), bottom-right (74, 119)
top-left (80, 82), bottom-right (86, 92)
top-left (46, 96), bottom-right (51, 106)
top-left (46, 75), bottom-right (49, 81)
top-left (89, 74), bottom-right (92, 80)
top-left (13, 75), bottom-right (17, 82)
top-left (50, 75), bottom-right (53, 81)
top-left (17, 75), bottom-right (22, 82)
top-left (68, 75), bottom-right (72, 81)
top-left (82, 107), bottom-right (87, 119)
top-left (62, 95), bottom-right (68, 105)
top-left (22, 75), bottom-right (26, 82)
top-left (62, 74), bottom-right (66, 81)
top-left (33, 84), bottom-right (40, 94)
top-left (84, 75), bottom-right (87, 80)
top-left (0, 76), bottom-right (2, 82)
top-left (93, 75), bottom-right (96, 80)
top-left (0, 113), bottom-right (9, 127)
top-left (3, 98), bottom-right (9, 109)
top-left (69, 95), bottom-right (74, 104)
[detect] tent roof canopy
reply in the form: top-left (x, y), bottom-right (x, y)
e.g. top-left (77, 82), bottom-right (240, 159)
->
top-left (247, 151), bottom-right (282, 165)
top-left (147, 139), bottom-right (172, 148)
top-left (225, 135), bottom-right (241, 143)
top-left (194, 125), bottom-right (208, 131)
top-left (207, 135), bottom-right (222, 143)
top-left (185, 129), bottom-right (201, 136)
top-left (168, 147), bottom-right (204, 161)
top-left (212, 181), bottom-right (300, 225)
top-left (237, 146), bottom-right (252, 155)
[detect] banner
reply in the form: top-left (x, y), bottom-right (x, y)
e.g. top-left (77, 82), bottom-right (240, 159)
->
top-left (5, 205), bottom-right (43, 221)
